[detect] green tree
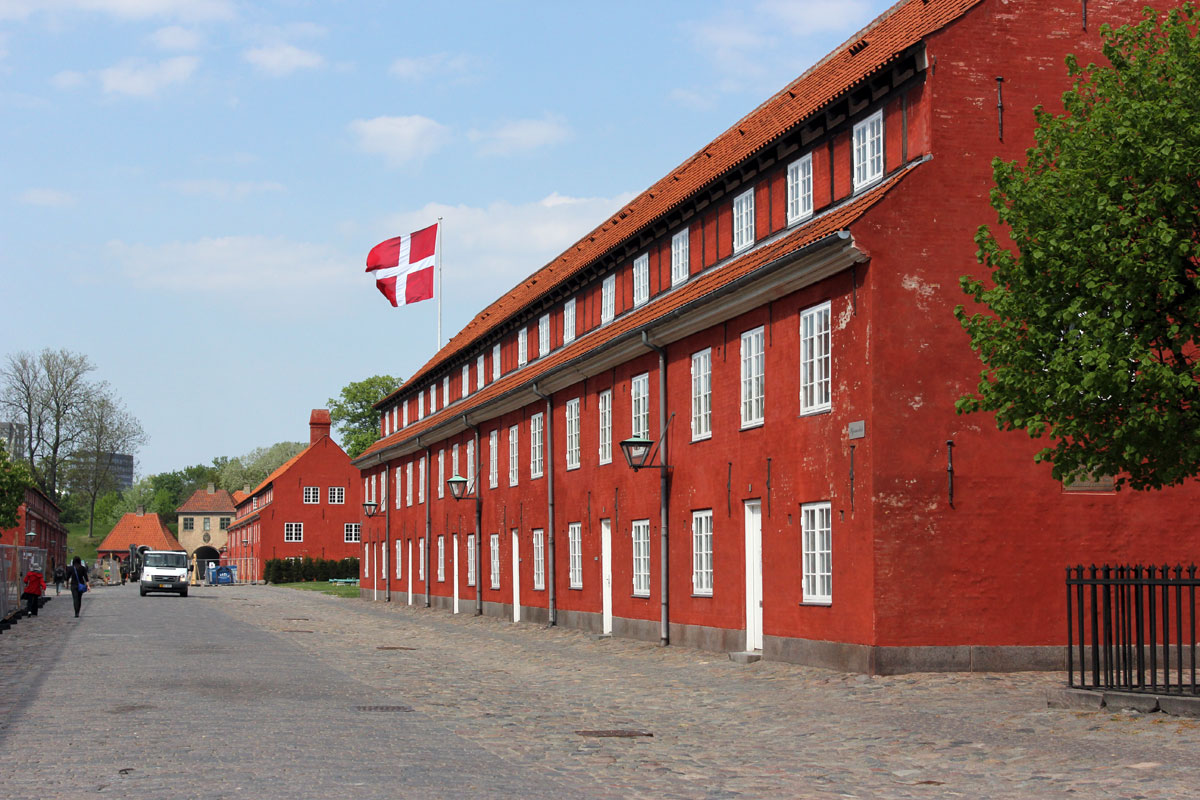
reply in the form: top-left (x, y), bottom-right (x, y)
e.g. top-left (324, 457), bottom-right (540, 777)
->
top-left (65, 386), bottom-right (147, 539)
top-left (956, 5), bottom-right (1200, 491)
top-left (0, 439), bottom-right (34, 529)
top-left (327, 374), bottom-right (402, 459)
top-left (218, 441), bottom-right (305, 493)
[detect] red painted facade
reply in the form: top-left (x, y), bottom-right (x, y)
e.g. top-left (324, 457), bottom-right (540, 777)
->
top-left (0, 485), bottom-right (67, 571)
top-left (354, 0), bottom-right (1197, 672)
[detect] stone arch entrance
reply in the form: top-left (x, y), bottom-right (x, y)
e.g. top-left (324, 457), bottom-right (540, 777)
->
top-left (193, 546), bottom-right (220, 581)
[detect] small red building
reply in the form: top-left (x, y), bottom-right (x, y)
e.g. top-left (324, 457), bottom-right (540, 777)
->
top-left (97, 508), bottom-right (183, 561)
top-left (226, 410), bottom-right (362, 581)
top-left (0, 485), bottom-right (67, 571)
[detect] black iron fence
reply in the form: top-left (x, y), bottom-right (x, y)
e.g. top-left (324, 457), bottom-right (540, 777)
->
top-left (1066, 564), bottom-right (1199, 696)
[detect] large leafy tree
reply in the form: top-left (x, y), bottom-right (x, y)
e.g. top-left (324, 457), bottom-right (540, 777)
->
top-left (0, 439), bottom-right (34, 529)
top-left (956, 5), bottom-right (1200, 491)
top-left (65, 386), bottom-right (148, 539)
top-left (218, 441), bottom-right (306, 493)
top-left (327, 375), bottom-right (402, 459)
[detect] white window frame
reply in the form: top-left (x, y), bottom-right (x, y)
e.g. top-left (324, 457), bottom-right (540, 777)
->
top-left (344, 523), bottom-right (361, 543)
top-left (438, 449), bottom-right (445, 499)
top-left (452, 443), bottom-right (459, 479)
top-left (462, 364), bottom-right (470, 398)
top-left (490, 533), bottom-right (501, 590)
top-left (429, 385), bottom-right (436, 414)
top-left (568, 522), bottom-right (582, 589)
top-left (508, 424), bottom-right (519, 486)
top-left (477, 354), bottom-right (485, 388)
top-left (800, 300), bottom-right (832, 415)
top-left (467, 533), bottom-right (476, 586)
top-left (631, 372), bottom-right (650, 441)
top-left (853, 110), bottom-right (884, 191)
top-left (418, 391), bottom-right (425, 419)
top-left (691, 348), bottom-right (712, 441)
top-left (492, 343), bottom-right (501, 381)
top-left (802, 502), bottom-right (833, 604)
top-left (303, 486), bottom-right (319, 504)
top-left (740, 326), bottom-right (765, 428)
top-left (403, 400), bottom-right (409, 428)
top-left (632, 253), bottom-right (649, 307)
top-left (395, 467), bottom-right (402, 510)
top-left (692, 509), bottom-right (713, 596)
top-left (442, 375), bottom-right (449, 406)
top-left (418, 456), bottom-right (426, 503)
top-left (489, 429), bottom-right (499, 488)
top-left (563, 298), bottom-right (576, 345)
top-left (632, 519), bottom-right (650, 597)
top-left (538, 313), bottom-right (550, 356)
top-left (671, 228), bottom-right (689, 287)
top-left (517, 327), bottom-right (528, 367)
top-left (418, 539), bottom-right (424, 580)
top-left (328, 486), bottom-right (344, 504)
top-left (565, 398), bottom-right (580, 470)
top-left (370, 474), bottom-right (377, 504)
top-left (437, 535), bottom-right (445, 582)
top-left (787, 153), bottom-right (814, 225)
top-left (732, 187), bottom-right (755, 253)
top-left (532, 528), bottom-right (544, 590)
top-left (530, 413), bottom-right (544, 478)
top-left (396, 540), bottom-right (403, 579)
top-left (466, 439), bottom-right (475, 486)
top-left (405, 461), bottom-right (413, 507)
top-left (601, 274), bottom-right (615, 324)
top-left (284, 522), bottom-right (303, 542)
top-left (598, 389), bottom-right (612, 464)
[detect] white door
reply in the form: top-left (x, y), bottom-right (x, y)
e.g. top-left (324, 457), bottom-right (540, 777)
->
top-left (382, 544), bottom-right (388, 597)
top-left (744, 500), bottom-right (763, 650)
top-left (407, 539), bottom-right (413, 605)
top-left (452, 534), bottom-right (460, 614)
top-left (600, 518), bottom-right (613, 635)
top-left (511, 529), bottom-right (521, 622)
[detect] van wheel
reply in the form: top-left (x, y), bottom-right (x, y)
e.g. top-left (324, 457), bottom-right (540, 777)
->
top-left (140, 588), bottom-right (147, 596)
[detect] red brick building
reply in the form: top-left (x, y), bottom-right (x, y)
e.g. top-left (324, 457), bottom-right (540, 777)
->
top-left (226, 410), bottom-right (362, 581)
top-left (352, 0), bottom-right (1196, 672)
top-left (1, 485), bottom-right (67, 571)
top-left (97, 508), bottom-right (183, 561)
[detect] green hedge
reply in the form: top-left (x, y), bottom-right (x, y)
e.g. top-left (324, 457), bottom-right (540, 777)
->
top-left (263, 557), bottom-right (359, 584)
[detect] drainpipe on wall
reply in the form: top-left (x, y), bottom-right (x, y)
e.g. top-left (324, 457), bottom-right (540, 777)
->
top-left (464, 415), bottom-right (483, 616)
top-left (642, 331), bottom-right (670, 647)
top-left (532, 383), bottom-right (557, 627)
top-left (422, 439), bottom-right (432, 608)
top-left (384, 463), bottom-right (391, 602)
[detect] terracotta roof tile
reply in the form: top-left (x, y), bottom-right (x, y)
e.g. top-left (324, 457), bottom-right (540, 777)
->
top-left (176, 487), bottom-right (236, 514)
top-left (231, 490), bottom-right (248, 505)
top-left (98, 512), bottom-right (183, 554)
top-left (248, 447), bottom-right (310, 498)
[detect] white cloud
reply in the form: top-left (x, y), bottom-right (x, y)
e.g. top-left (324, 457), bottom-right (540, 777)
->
top-left (243, 43), bottom-right (324, 77)
top-left (0, 0), bottom-right (234, 22)
top-left (348, 115), bottom-right (448, 167)
top-left (167, 179), bottom-right (285, 199)
top-left (99, 55), bottom-right (197, 96)
top-left (468, 114), bottom-right (570, 157)
top-left (19, 188), bottom-right (76, 207)
top-left (758, 0), bottom-right (873, 34)
top-left (389, 52), bottom-right (471, 82)
top-left (51, 69), bottom-right (87, 89)
top-left (149, 25), bottom-right (202, 50)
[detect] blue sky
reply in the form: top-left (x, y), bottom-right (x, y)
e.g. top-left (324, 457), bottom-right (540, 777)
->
top-left (1, 0), bottom-right (896, 476)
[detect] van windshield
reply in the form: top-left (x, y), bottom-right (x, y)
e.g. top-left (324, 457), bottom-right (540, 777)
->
top-left (144, 553), bottom-right (187, 568)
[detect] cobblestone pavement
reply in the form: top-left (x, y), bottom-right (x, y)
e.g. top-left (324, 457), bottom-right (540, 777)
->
top-left (2, 584), bottom-right (1199, 799)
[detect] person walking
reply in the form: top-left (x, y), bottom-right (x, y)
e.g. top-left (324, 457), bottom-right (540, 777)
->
top-left (52, 564), bottom-right (65, 596)
top-left (21, 565), bottom-right (45, 617)
top-left (67, 557), bottom-right (89, 618)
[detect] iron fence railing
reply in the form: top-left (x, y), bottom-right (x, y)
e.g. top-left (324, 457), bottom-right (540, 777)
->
top-left (1067, 564), bottom-right (1199, 696)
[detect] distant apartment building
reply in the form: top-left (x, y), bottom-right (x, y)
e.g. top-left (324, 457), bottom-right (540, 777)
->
top-left (1, 421), bottom-right (26, 461)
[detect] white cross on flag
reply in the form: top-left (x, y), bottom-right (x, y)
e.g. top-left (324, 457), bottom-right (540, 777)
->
top-left (365, 222), bottom-right (439, 306)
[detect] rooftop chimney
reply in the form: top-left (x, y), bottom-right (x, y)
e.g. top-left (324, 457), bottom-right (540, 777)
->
top-left (207, 482), bottom-right (215, 494)
top-left (310, 408), bottom-right (332, 444)
top-left (243, 484), bottom-right (250, 494)
top-left (136, 505), bottom-right (144, 516)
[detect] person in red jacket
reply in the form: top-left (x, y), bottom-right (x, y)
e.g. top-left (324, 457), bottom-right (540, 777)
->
top-left (21, 566), bottom-right (45, 617)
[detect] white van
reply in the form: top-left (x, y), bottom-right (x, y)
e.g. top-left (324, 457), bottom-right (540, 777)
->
top-left (140, 550), bottom-right (190, 597)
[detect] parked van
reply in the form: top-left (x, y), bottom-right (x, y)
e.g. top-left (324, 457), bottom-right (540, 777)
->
top-left (139, 550), bottom-right (190, 597)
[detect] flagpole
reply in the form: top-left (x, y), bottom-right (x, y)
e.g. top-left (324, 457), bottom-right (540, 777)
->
top-left (436, 216), bottom-right (443, 350)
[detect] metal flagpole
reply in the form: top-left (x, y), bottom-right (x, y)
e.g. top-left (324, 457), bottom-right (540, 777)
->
top-left (436, 216), bottom-right (443, 350)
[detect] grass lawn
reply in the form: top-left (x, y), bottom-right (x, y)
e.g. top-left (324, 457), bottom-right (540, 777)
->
top-left (65, 522), bottom-right (104, 564)
top-left (273, 581), bottom-right (360, 599)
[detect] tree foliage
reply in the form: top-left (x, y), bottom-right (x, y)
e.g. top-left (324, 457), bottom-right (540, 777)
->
top-left (0, 439), bottom-right (34, 529)
top-left (66, 386), bottom-right (148, 539)
top-left (218, 441), bottom-right (306, 493)
top-left (327, 374), bottom-right (402, 459)
top-left (956, 5), bottom-right (1200, 491)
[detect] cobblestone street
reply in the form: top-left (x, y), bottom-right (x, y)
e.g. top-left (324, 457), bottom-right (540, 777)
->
top-left (2, 584), bottom-right (1198, 799)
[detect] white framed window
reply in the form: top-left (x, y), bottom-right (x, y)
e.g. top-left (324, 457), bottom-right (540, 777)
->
top-left (437, 535), bottom-right (445, 582)
top-left (801, 300), bottom-right (832, 414)
top-left (393, 406), bottom-right (399, 431)
top-left (418, 456), bottom-right (426, 503)
top-left (403, 400), bottom-right (409, 427)
top-left (530, 413), bottom-right (544, 478)
top-left (568, 522), bottom-right (582, 589)
top-left (598, 389), bottom-right (612, 464)
top-left (692, 510), bottom-right (713, 596)
top-left (429, 385), bottom-right (437, 413)
top-left (601, 274), bottom-right (615, 323)
top-left (490, 533), bottom-right (501, 589)
top-left (489, 429), bottom-right (499, 488)
top-left (438, 449), bottom-right (445, 498)
top-left (303, 486), bottom-right (319, 504)
top-left (418, 390), bottom-right (425, 419)
top-left (565, 398), bottom-right (580, 470)
top-left (452, 443), bottom-right (460, 479)
top-left (691, 348), bottom-right (712, 441)
top-left (632, 519), bottom-right (650, 597)
top-left (532, 528), bottom-right (545, 590)
top-left (466, 439), bottom-right (475, 486)
top-left (467, 533), bottom-right (476, 586)
top-left (853, 110), bottom-right (884, 191)
top-left (538, 313), bottom-right (550, 356)
top-left (284, 522), bottom-right (303, 542)
top-left (740, 326), bottom-right (765, 428)
top-left (633, 253), bottom-right (649, 307)
top-left (631, 372), bottom-right (650, 441)
top-left (462, 364), bottom-right (470, 398)
top-left (328, 486), bottom-right (344, 504)
top-left (396, 540), bottom-right (403, 579)
top-left (508, 424), bottom-right (519, 486)
top-left (370, 474), bottom-right (377, 504)
top-left (418, 539), bottom-right (424, 580)
top-left (442, 376), bottom-right (449, 406)
top-left (203, 517), bottom-right (211, 532)
top-left (518, 327), bottom-right (528, 367)
top-left (183, 516), bottom-right (194, 532)
top-left (477, 354), bottom-right (485, 388)
top-left (364, 544), bottom-right (369, 578)
top-left (563, 298), bottom-right (576, 345)
top-left (492, 343), bottom-right (501, 381)
top-left (787, 153), bottom-right (814, 224)
top-left (344, 523), bottom-right (361, 543)
top-left (671, 228), bottom-right (689, 287)
top-left (733, 187), bottom-right (755, 253)
top-left (802, 502), bottom-right (833, 604)
top-left (395, 467), bottom-right (402, 510)
top-left (382, 412), bottom-right (389, 437)
top-left (406, 461), bottom-right (414, 507)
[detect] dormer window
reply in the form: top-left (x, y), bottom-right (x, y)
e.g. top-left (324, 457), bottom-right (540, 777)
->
top-left (563, 298), bottom-right (576, 344)
top-left (462, 364), bottom-right (470, 398)
top-left (633, 253), bottom-right (649, 307)
top-left (733, 187), bottom-right (755, 253)
top-left (601, 275), bottom-right (615, 324)
top-left (492, 343), bottom-right (501, 381)
top-left (538, 313), bottom-right (550, 356)
top-left (671, 229), bottom-right (689, 287)
top-left (477, 354), bottom-right (485, 388)
top-left (853, 110), bottom-right (884, 191)
top-left (787, 153), bottom-right (814, 225)
top-left (518, 327), bottom-right (528, 367)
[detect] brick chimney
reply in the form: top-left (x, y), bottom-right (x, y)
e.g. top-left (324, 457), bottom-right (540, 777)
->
top-left (136, 505), bottom-right (144, 516)
top-left (310, 409), bottom-right (332, 444)
top-left (207, 482), bottom-right (215, 494)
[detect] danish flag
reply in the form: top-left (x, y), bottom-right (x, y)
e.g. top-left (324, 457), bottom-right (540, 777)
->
top-left (365, 222), bottom-right (439, 306)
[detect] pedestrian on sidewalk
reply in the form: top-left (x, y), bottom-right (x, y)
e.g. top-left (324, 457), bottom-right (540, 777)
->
top-left (21, 564), bottom-right (45, 617)
top-left (67, 557), bottom-right (89, 618)
top-left (52, 564), bottom-right (65, 596)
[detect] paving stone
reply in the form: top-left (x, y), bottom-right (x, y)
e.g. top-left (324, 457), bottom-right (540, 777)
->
top-left (1045, 687), bottom-right (1105, 710)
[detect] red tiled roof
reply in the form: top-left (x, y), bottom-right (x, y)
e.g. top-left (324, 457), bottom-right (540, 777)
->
top-left (98, 512), bottom-right (183, 554)
top-left (247, 447), bottom-right (310, 498)
top-left (358, 163), bottom-right (913, 463)
top-left (382, 0), bottom-right (982, 406)
top-left (176, 487), bottom-right (236, 514)
top-left (231, 490), bottom-right (248, 505)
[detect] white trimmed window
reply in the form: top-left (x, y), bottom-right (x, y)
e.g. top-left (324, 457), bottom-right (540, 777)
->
top-left (477, 354), bottom-right (485, 388)
top-left (406, 461), bottom-right (414, 507)
top-left (490, 533), bottom-right (501, 589)
top-left (437, 535), bottom-right (445, 582)
top-left (565, 398), bottom-right (580, 470)
top-left (364, 544), bottom-right (369, 578)
top-left (853, 110), bottom-right (884, 191)
top-left (467, 533), bottom-right (476, 586)
top-left (530, 413), bottom-right (544, 478)
top-left (633, 253), bottom-right (649, 307)
top-left (303, 486), bottom-right (319, 504)
top-left (466, 439), bottom-right (475, 486)
top-left (442, 376), bottom-right (449, 406)
top-left (489, 429), bottom-right (499, 488)
top-left (328, 486), bottom-right (344, 504)
top-left (671, 228), bottom-right (689, 287)
top-left (598, 389), bottom-right (612, 464)
top-left (396, 540), bottom-right (402, 579)
top-left (395, 467), bottom-right (402, 509)
top-left (284, 522), bottom-right (303, 542)
top-left (418, 539), bottom-right (424, 580)
top-left (370, 474), bottom-right (377, 503)
top-left (382, 413), bottom-right (389, 437)
top-left (492, 343), bottom-right (501, 381)
top-left (691, 348), bottom-right (712, 441)
top-left (632, 519), bottom-right (650, 597)
top-left (692, 510), bottom-right (713, 596)
top-left (801, 300), bottom-right (832, 414)
top-left (418, 391), bottom-right (425, 419)
top-left (733, 187), bottom-right (755, 253)
top-left (568, 522), bottom-right (582, 589)
top-left (563, 298), bottom-right (576, 345)
top-left (452, 443), bottom-right (460, 479)
top-left (740, 326), bottom-right (765, 428)
top-left (403, 400), bottom-right (409, 428)
top-left (344, 523), bottom-right (360, 543)
top-left (429, 385), bottom-right (437, 414)
top-left (802, 502), bottom-right (833, 604)
top-left (438, 450), bottom-right (445, 498)
top-left (462, 364), bottom-right (470, 398)
top-left (518, 327), bottom-right (528, 367)
top-left (787, 153), bottom-right (814, 224)
top-left (631, 372), bottom-right (650, 440)
top-left (508, 424), bottom-right (519, 486)
top-left (393, 406), bottom-right (398, 431)
top-left (538, 313), bottom-right (550, 356)
top-left (532, 529), bottom-right (545, 590)
top-left (418, 456), bottom-right (426, 503)
top-left (601, 274), bottom-right (615, 323)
